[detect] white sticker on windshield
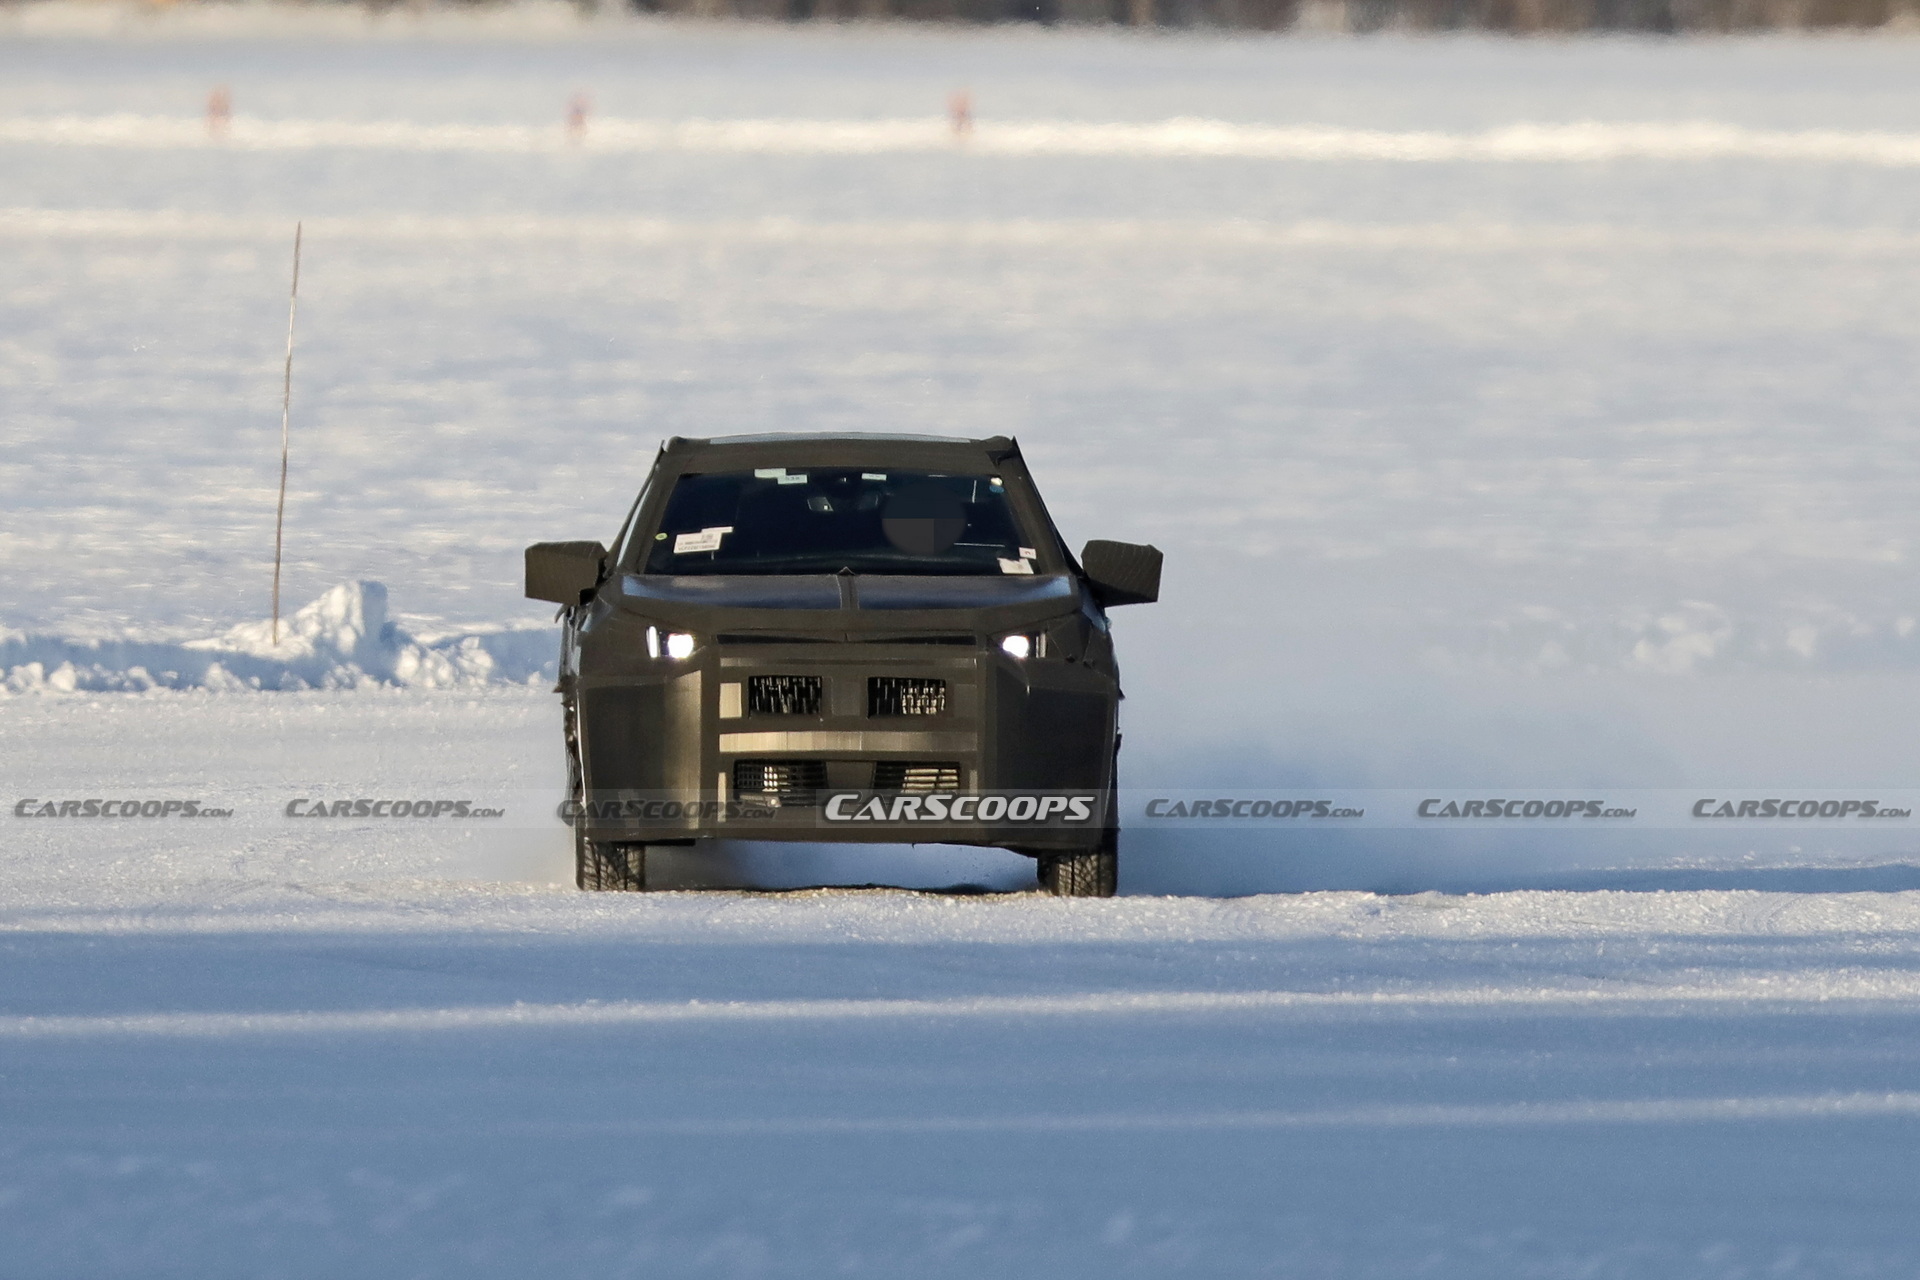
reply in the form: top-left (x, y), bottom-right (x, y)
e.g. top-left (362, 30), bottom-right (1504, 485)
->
top-left (777, 474), bottom-right (808, 485)
top-left (862, 473), bottom-right (887, 481)
top-left (997, 557), bottom-right (1035, 575)
top-left (1019, 547), bottom-right (1036, 560)
top-left (753, 468), bottom-right (787, 479)
top-left (674, 526), bottom-right (732, 554)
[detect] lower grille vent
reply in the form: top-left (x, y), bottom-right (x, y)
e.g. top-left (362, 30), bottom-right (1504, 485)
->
top-left (733, 759), bottom-right (828, 806)
top-left (747, 675), bottom-right (823, 716)
top-left (873, 762), bottom-right (963, 793)
top-left (869, 676), bottom-right (948, 717)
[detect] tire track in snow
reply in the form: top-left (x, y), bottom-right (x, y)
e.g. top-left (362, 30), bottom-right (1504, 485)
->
top-left (8, 971), bottom-right (1920, 1039)
top-left (536, 1092), bottom-right (1920, 1132)
top-left (6, 1095), bottom-right (1916, 1138)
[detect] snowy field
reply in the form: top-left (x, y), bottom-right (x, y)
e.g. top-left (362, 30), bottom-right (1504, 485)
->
top-left (6, 8), bottom-right (1920, 1275)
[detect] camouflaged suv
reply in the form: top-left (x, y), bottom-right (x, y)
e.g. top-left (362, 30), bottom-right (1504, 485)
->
top-left (527, 434), bottom-right (1160, 896)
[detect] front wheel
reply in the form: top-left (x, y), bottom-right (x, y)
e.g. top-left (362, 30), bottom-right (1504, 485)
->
top-left (577, 838), bottom-right (647, 891)
top-left (1038, 843), bottom-right (1117, 897)
top-left (1039, 741), bottom-right (1121, 897)
top-left (566, 693), bottom-right (648, 892)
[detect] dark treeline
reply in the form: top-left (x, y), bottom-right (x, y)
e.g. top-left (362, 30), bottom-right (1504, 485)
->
top-left (87, 0), bottom-right (1914, 32)
top-left (625, 0), bottom-right (1912, 28)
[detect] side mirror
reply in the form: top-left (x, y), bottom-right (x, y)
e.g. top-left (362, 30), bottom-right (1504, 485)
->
top-left (525, 541), bottom-right (607, 606)
top-left (1080, 540), bottom-right (1162, 607)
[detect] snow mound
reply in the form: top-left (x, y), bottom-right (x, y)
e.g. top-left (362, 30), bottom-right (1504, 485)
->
top-left (0, 582), bottom-right (555, 694)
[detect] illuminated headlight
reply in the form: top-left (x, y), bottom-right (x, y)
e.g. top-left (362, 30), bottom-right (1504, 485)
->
top-left (646, 626), bottom-right (698, 660)
top-left (999, 634), bottom-right (1034, 660)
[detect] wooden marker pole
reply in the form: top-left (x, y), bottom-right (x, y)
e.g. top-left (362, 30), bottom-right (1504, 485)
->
top-left (271, 222), bottom-right (302, 646)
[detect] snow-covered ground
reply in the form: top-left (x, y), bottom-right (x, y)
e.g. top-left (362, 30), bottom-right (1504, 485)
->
top-left (9, 874), bottom-right (1920, 1277)
top-left (6, 688), bottom-right (1920, 1276)
top-left (6, 11), bottom-right (1920, 1274)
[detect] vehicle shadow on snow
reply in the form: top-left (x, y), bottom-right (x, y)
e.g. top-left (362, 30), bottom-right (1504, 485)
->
top-left (644, 841), bottom-right (1043, 894)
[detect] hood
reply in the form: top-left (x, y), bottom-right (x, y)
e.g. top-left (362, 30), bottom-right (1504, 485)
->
top-left (613, 572), bottom-right (1078, 634)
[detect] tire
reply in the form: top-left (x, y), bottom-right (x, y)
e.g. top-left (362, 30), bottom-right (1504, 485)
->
top-left (578, 838), bottom-right (647, 892)
top-left (563, 694), bottom-right (649, 892)
top-left (1039, 736), bottom-right (1122, 897)
top-left (1038, 837), bottom-right (1118, 898)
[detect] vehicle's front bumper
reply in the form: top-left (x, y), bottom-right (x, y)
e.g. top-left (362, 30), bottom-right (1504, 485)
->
top-left (574, 636), bottom-right (1114, 852)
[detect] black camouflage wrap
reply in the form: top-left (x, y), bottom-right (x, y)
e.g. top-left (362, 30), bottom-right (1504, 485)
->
top-left (542, 434), bottom-right (1139, 856)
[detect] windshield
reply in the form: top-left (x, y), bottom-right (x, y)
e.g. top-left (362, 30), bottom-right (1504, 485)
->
top-left (642, 468), bottom-right (1040, 577)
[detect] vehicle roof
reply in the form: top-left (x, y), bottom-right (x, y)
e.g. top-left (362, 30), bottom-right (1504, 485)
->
top-left (655, 433), bottom-right (1021, 470)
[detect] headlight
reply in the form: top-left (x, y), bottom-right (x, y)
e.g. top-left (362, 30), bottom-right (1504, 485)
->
top-left (646, 626), bottom-right (698, 660)
top-left (999, 633), bottom-right (1043, 660)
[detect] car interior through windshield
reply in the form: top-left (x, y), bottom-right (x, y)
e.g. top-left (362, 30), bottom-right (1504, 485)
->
top-left (641, 468), bottom-right (1041, 576)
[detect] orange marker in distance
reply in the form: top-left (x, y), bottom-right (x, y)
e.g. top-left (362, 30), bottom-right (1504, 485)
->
top-left (949, 89), bottom-right (973, 139)
top-left (207, 86), bottom-right (232, 138)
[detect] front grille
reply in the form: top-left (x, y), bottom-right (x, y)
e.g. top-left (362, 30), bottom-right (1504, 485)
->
top-left (733, 759), bottom-right (828, 805)
top-left (873, 761), bottom-right (963, 793)
top-left (869, 676), bottom-right (948, 717)
top-left (746, 674), bottom-right (823, 716)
